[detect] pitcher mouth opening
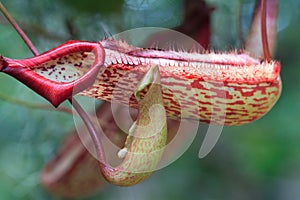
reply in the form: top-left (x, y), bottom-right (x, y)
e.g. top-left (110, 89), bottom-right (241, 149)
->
top-left (100, 39), bottom-right (280, 84)
top-left (2, 41), bottom-right (105, 107)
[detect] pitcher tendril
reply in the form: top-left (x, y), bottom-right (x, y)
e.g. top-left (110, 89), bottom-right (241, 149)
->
top-left (261, 0), bottom-right (272, 62)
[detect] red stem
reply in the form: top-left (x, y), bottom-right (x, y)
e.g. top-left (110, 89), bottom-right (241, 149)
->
top-left (261, 0), bottom-right (272, 62)
top-left (68, 99), bottom-right (106, 163)
top-left (0, 2), bottom-right (39, 56)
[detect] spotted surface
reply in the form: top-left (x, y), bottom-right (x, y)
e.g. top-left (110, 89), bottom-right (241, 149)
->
top-left (32, 52), bottom-right (95, 83)
top-left (79, 40), bottom-right (281, 126)
top-left (100, 66), bottom-right (167, 186)
top-left (81, 66), bottom-right (281, 125)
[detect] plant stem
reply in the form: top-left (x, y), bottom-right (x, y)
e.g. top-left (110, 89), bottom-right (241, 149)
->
top-left (237, 0), bottom-right (245, 48)
top-left (261, 0), bottom-right (271, 62)
top-left (68, 99), bottom-right (106, 162)
top-left (0, 2), bottom-right (39, 55)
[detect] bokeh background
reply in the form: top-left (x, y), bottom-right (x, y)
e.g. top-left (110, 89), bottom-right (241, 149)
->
top-left (0, 0), bottom-right (300, 199)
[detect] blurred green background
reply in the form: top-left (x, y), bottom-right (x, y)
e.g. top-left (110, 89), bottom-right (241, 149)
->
top-left (0, 0), bottom-right (300, 199)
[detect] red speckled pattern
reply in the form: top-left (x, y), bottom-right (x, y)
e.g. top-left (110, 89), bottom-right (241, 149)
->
top-left (80, 39), bottom-right (281, 126)
top-left (32, 52), bottom-right (94, 83)
top-left (100, 67), bottom-right (167, 186)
